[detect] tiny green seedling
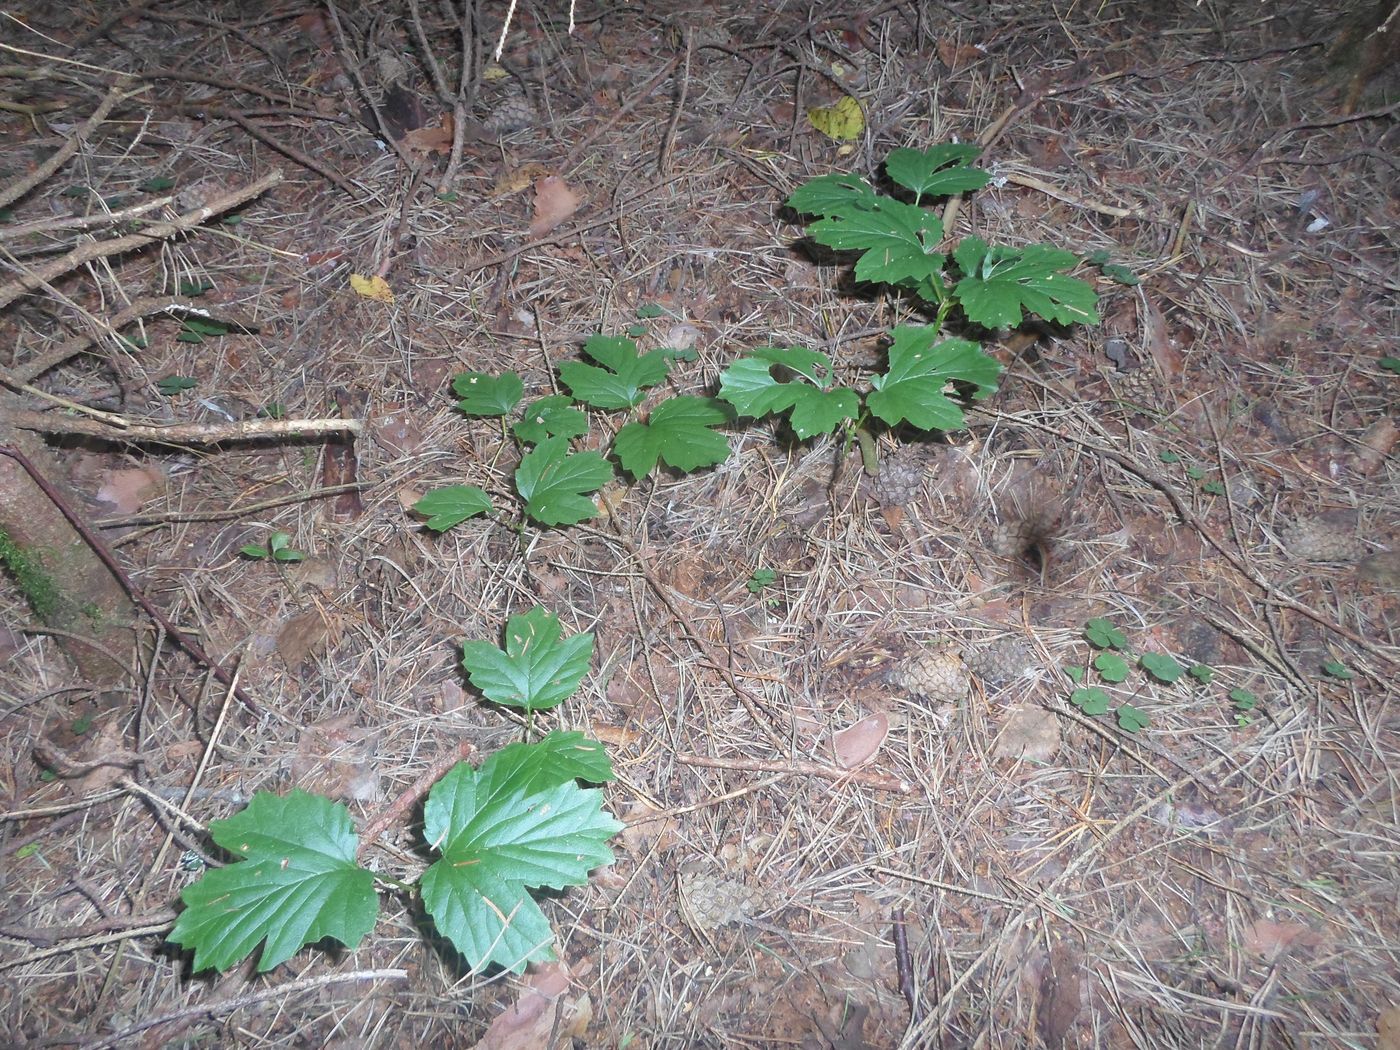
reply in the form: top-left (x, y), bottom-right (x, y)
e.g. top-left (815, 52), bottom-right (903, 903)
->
top-left (177, 316), bottom-right (230, 344)
top-left (1229, 687), bottom-right (1257, 726)
top-left (1378, 356), bottom-right (1400, 375)
top-left (240, 530), bottom-right (305, 562)
top-left (138, 175), bottom-right (176, 192)
top-left (746, 568), bottom-right (777, 594)
top-left (1188, 664), bottom-right (1215, 685)
top-left (156, 375), bottom-right (197, 396)
top-left (1321, 659), bottom-right (1353, 680)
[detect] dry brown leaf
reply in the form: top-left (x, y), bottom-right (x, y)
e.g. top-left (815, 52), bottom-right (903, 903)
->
top-left (1352, 417), bottom-right (1397, 476)
top-left (470, 961), bottom-right (591, 1050)
top-left (833, 712), bottom-right (888, 769)
top-left (401, 112), bottom-right (454, 157)
top-left (76, 719), bottom-right (136, 793)
top-left (991, 707), bottom-right (1060, 763)
top-left (1140, 293), bottom-right (1184, 378)
top-left (619, 800), bottom-right (680, 855)
top-left (491, 162), bottom-right (550, 197)
top-left (1379, 1005), bottom-right (1400, 1050)
top-left (937, 38), bottom-right (984, 68)
top-left (590, 724), bottom-right (641, 748)
top-left (276, 610), bottom-right (330, 669)
top-left (528, 175), bottom-right (580, 237)
top-left (1241, 918), bottom-right (1320, 959)
top-left (96, 466), bottom-right (163, 515)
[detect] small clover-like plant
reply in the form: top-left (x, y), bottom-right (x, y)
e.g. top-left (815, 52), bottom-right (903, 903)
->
top-left (168, 609), bottom-right (621, 976)
top-left (746, 568), bottom-right (777, 593)
top-left (240, 530), bottom-right (305, 562)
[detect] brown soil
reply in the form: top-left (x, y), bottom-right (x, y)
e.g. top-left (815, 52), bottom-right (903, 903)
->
top-left (1, 1), bottom-right (1397, 1048)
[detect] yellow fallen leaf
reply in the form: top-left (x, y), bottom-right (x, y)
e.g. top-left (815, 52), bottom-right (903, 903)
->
top-left (808, 94), bottom-right (864, 141)
top-left (482, 61), bottom-right (510, 82)
top-left (349, 273), bottom-right (394, 303)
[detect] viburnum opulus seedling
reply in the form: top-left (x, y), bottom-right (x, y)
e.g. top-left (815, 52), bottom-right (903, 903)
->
top-left (414, 144), bottom-right (1104, 533)
top-left (168, 607), bottom-right (621, 976)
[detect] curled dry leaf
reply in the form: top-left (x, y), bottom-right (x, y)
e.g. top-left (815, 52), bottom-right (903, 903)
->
top-left (470, 961), bottom-right (591, 1050)
top-left (833, 711), bottom-right (888, 769)
top-left (528, 175), bottom-right (581, 238)
top-left (96, 466), bottom-right (163, 515)
top-left (1352, 417), bottom-right (1396, 476)
top-left (401, 112), bottom-right (454, 157)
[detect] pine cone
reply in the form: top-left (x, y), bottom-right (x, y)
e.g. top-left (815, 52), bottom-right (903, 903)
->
top-left (482, 85), bottom-right (537, 134)
top-left (677, 870), bottom-right (756, 931)
top-left (889, 646), bottom-right (969, 705)
top-left (1279, 513), bottom-right (1366, 563)
top-left (1112, 367), bottom-right (1158, 406)
top-left (876, 446), bottom-right (928, 506)
top-left (963, 636), bottom-right (1038, 688)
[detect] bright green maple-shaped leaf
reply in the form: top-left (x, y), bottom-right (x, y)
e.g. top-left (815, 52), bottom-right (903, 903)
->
top-left (614, 396), bottom-right (732, 477)
top-left (952, 238), bottom-right (1100, 328)
top-left (420, 731), bottom-right (622, 974)
top-left (453, 371), bottom-right (525, 416)
top-left (885, 144), bottom-right (990, 202)
top-left (718, 347), bottom-right (859, 439)
top-left (559, 334), bottom-right (670, 410)
top-left (808, 197), bottom-right (945, 287)
top-left (512, 396), bottom-right (588, 444)
top-left (786, 172), bottom-right (880, 220)
top-left (414, 485), bottom-right (493, 532)
top-left (461, 606), bottom-right (593, 711)
top-left (514, 436), bottom-right (613, 526)
top-left (168, 790), bottom-right (376, 973)
top-left (866, 328), bottom-right (1001, 432)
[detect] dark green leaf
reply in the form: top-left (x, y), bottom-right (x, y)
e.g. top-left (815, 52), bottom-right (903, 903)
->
top-left (461, 606), bottom-right (594, 711)
top-left (636, 304), bottom-right (665, 319)
top-left (1116, 704), bottom-right (1149, 732)
top-left (614, 396), bottom-right (732, 477)
top-left (885, 144), bottom-right (990, 200)
top-left (807, 197), bottom-right (945, 287)
top-left (1083, 617), bottom-right (1127, 650)
top-left (1139, 652), bottom-right (1183, 683)
top-left (512, 396), bottom-right (588, 444)
top-left (952, 238), bottom-right (1099, 328)
top-left (157, 375), bottom-right (197, 395)
top-left (453, 371), bottom-right (525, 416)
top-left (414, 486), bottom-right (493, 532)
top-left (139, 176), bottom-right (177, 192)
top-left (514, 436), bottom-right (613, 526)
top-left (1321, 659), bottom-right (1353, 680)
top-left (1093, 652), bottom-right (1130, 683)
top-left (168, 790), bottom-right (377, 973)
top-left (866, 328), bottom-right (1001, 432)
top-left (420, 735), bottom-right (622, 974)
top-left (1188, 664), bottom-right (1215, 685)
top-left (559, 334), bottom-right (669, 410)
top-left (1228, 687), bottom-right (1256, 710)
top-left (1071, 686), bottom-right (1111, 715)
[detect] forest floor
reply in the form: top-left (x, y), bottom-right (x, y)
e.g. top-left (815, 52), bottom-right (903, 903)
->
top-left (1, 1), bottom-right (1398, 1047)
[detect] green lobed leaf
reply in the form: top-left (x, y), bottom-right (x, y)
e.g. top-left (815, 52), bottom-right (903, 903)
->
top-left (1188, 664), bottom-right (1215, 685)
top-left (512, 396), bottom-right (589, 444)
top-left (514, 436), bottom-right (613, 526)
top-left (168, 789), bottom-right (377, 973)
top-left (461, 606), bottom-right (594, 711)
top-left (1229, 687), bottom-right (1257, 711)
top-left (419, 733), bottom-right (622, 974)
top-left (1116, 704), bottom-right (1149, 733)
top-left (885, 144), bottom-right (990, 201)
top-left (559, 334), bottom-right (670, 410)
top-left (951, 238), bottom-right (1100, 328)
top-left (865, 328), bottom-right (1001, 432)
top-left (807, 197), bottom-right (945, 287)
top-left (414, 485), bottom-right (493, 532)
top-left (717, 347), bottom-right (859, 439)
top-left (614, 396), bottom-right (733, 477)
top-left (1321, 659), bottom-right (1353, 680)
top-left (454, 372), bottom-right (525, 416)
top-left (786, 172), bottom-right (880, 219)
top-left (1070, 686), bottom-right (1111, 716)
top-left (1139, 652), bottom-right (1183, 684)
top-left (1083, 617), bottom-right (1127, 650)
top-left (1093, 652), bottom-right (1131, 683)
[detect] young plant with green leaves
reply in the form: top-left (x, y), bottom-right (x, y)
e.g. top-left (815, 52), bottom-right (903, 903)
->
top-left (718, 144), bottom-right (1100, 466)
top-left (168, 606), bottom-right (622, 976)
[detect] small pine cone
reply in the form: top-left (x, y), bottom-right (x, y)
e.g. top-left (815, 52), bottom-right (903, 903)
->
top-left (482, 86), bottom-right (537, 133)
top-left (963, 636), bottom-right (1038, 688)
top-left (991, 498), bottom-right (1063, 559)
top-left (677, 870), bottom-right (756, 931)
top-left (1112, 367), bottom-right (1158, 406)
top-left (876, 446), bottom-right (927, 506)
top-left (890, 647), bottom-right (970, 705)
top-left (1279, 513), bottom-right (1366, 563)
